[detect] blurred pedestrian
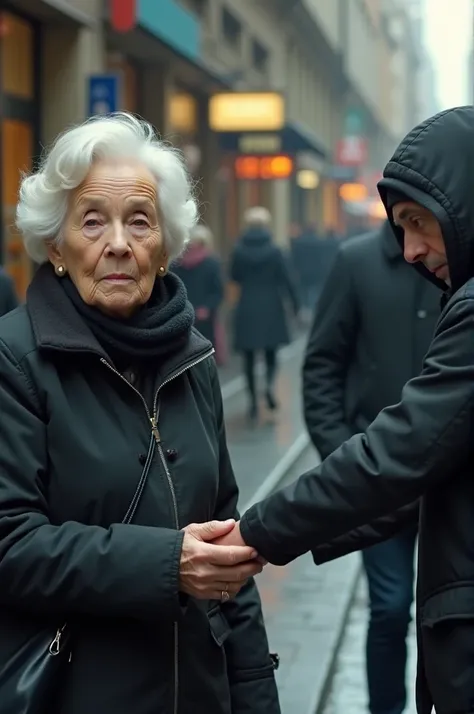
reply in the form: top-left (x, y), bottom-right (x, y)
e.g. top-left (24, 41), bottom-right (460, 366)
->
top-left (303, 220), bottom-right (439, 714)
top-left (230, 206), bottom-right (299, 420)
top-left (0, 265), bottom-right (18, 316)
top-left (173, 223), bottom-right (225, 356)
top-left (290, 223), bottom-right (337, 320)
top-left (0, 112), bottom-right (280, 714)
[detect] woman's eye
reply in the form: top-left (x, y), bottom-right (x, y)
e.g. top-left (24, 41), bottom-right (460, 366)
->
top-left (132, 218), bottom-right (148, 228)
top-left (84, 219), bottom-right (100, 228)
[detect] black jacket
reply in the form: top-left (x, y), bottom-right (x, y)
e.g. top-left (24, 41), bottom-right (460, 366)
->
top-left (0, 268), bottom-right (279, 714)
top-left (240, 106), bottom-right (474, 714)
top-left (172, 257), bottom-right (224, 345)
top-left (303, 222), bottom-right (439, 459)
top-left (0, 267), bottom-right (18, 316)
top-left (230, 229), bottom-right (298, 351)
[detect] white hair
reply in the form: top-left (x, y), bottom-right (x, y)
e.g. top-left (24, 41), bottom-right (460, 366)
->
top-left (16, 112), bottom-right (199, 264)
top-left (190, 223), bottom-right (213, 247)
top-left (244, 206), bottom-right (271, 227)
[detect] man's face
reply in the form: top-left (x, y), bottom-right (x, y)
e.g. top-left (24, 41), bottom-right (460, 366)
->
top-left (392, 200), bottom-right (450, 286)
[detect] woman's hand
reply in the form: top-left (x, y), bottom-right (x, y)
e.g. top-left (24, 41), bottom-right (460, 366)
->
top-left (180, 520), bottom-right (263, 600)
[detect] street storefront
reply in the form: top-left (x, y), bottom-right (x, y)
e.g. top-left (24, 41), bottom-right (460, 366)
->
top-left (0, 8), bottom-right (40, 298)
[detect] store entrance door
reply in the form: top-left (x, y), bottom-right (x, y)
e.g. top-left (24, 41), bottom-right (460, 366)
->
top-left (0, 9), bottom-right (39, 299)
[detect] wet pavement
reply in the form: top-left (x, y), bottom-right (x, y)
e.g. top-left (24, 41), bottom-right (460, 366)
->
top-left (221, 337), bottom-right (308, 509)
top-left (322, 576), bottom-right (417, 714)
top-left (220, 341), bottom-right (362, 714)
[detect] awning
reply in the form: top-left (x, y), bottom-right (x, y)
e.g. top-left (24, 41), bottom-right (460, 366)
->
top-left (217, 122), bottom-right (328, 160)
top-left (9, 0), bottom-right (96, 26)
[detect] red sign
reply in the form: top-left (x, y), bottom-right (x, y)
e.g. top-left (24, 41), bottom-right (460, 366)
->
top-left (110, 0), bottom-right (136, 32)
top-left (336, 136), bottom-right (368, 167)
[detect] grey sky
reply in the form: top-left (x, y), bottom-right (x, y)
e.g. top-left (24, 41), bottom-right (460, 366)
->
top-left (423, 0), bottom-right (473, 107)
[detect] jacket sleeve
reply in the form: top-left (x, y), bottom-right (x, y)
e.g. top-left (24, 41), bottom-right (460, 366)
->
top-left (240, 293), bottom-right (474, 565)
top-left (311, 501), bottom-right (419, 565)
top-left (277, 248), bottom-right (299, 314)
top-left (208, 359), bottom-right (280, 714)
top-left (303, 249), bottom-right (359, 458)
top-left (207, 257), bottom-right (225, 312)
top-left (0, 337), bottom-right (184, 621)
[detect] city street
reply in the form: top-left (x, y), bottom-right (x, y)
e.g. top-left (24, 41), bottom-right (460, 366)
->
top-left (220, 339), bottom-right (362, 714)
top-left (323, 577), bottom-right (417, 714)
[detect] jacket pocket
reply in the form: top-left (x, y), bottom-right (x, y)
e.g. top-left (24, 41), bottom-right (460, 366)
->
top-left (420, 586), bottom-right (474, 714)
top-left (207, 605), bottom-right (231, 647)
top-left (420, 585), bottom-right (474, 627)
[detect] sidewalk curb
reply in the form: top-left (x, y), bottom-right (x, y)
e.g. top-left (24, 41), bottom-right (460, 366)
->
top-left (308, 563), bottom-right (363, 714)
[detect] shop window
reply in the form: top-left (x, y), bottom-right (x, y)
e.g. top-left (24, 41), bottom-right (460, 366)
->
top-left (1, 12), bottom-right (34, 99)
top-left (252, 39), bottom-right (269, 74)
top-left (222, 8), bottom-right (241, 48)
top-left (2, 120), bottom-right (33, 296)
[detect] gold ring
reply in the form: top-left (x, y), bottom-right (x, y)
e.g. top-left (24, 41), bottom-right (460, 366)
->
top-left (221, 590), bottom-right (230, 603)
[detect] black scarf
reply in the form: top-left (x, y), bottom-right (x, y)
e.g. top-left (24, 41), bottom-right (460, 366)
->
top-left (60, 270), bottom-right (195, 361)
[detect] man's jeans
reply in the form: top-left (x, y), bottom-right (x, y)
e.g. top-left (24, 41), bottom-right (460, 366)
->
top-left (362, 527), bottom-right (417, 714)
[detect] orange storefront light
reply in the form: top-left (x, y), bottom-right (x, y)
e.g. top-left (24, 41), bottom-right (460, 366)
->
top-left (235, 155), bottom-right (294, 180)
top-left (339, 182), bottom-right (369, 202)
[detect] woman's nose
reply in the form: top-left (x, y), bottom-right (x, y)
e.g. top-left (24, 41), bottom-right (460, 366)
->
top-left (106, 224), bottom-right (132, 256)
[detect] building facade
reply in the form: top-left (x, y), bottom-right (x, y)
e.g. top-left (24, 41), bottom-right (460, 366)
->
top-left (0, 0), bottom-right (430, 295)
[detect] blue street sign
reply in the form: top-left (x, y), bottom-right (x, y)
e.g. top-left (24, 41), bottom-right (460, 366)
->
top-left (87, 74), bottom-right (120, 117)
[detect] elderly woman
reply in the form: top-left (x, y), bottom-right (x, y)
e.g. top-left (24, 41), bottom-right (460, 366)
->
top-left (0, 114), bottom-right (279, 714)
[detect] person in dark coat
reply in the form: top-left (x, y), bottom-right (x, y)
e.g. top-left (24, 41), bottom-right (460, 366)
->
top-left (230, 206), bottom-right (299, 420)
top-left (0, 265), bottom-right (18, 315)
top-left (0, 113), bottom-right (280, 714)
top-left (173, 223), bottom-right (224, 348)
top-left (216, 105), bottom-right (474, 714)
top-left (290, 224), bottom-right (336, 318)
top-left (303, 220), bottom-right (439, 714)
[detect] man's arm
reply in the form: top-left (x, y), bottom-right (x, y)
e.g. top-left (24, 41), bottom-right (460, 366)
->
top-left (239, 293), bottom-right (474, 565)
top-left (303, 248), bottom-right (359, 458)
top-left (311, 501), bottom-right (419, 564)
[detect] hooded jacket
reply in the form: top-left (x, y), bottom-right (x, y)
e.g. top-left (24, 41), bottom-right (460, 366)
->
top-left (239, 106), bottom-right (474, 713)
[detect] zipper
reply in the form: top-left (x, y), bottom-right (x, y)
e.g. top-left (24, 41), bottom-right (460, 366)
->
top-left (100, 348), bottom-right (214, 714)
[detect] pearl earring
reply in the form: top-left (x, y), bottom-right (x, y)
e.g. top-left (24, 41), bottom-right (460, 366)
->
top-left (158, 266), bottom-right (165, 275)
top-left (56, 265), bottom-right (65, 277)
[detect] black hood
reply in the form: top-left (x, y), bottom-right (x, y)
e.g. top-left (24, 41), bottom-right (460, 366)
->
top-left (238, 228), bottom-right (275, 264)
top-left (378, 105), bottom-right (474, 295)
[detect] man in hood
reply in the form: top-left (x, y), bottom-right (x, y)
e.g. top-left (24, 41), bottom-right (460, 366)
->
top-left (216, 106), bottom-right (474, 713)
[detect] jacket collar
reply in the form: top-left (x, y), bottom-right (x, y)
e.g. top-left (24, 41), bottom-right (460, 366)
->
top-left (381, 220), bottom-right (404, 261)
top-left (26, 263), bottom-right (213, 377)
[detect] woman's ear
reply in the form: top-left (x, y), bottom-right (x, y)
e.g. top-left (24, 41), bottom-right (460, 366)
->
top-left (46, 241), bottom-right (64, 272)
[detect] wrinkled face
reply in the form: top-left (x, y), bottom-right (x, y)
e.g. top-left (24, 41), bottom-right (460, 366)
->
top-left (392, 200), bottom-right (450, 286)
top-left (47, 159), bottom-right (167, 318)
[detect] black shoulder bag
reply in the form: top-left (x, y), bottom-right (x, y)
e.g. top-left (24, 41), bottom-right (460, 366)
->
top-left (0, 437), bottom-right (154, 714)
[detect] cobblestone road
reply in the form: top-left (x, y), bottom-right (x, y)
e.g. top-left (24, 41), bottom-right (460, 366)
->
top-left (323, 575), bottom-right (417, 714)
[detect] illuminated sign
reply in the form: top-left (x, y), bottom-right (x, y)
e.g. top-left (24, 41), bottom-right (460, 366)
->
top-left (235, 155), bottom-right (294, 180)
top-left (238, 134), bottom-right (282, 154)
top-left (339, 182), bottom-right (368, 202)
top-left (209, 92), bottom-right (285, 132)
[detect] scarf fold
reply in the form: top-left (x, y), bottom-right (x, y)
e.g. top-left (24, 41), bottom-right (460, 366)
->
top-left (60, 271), bottom-right (195, 361)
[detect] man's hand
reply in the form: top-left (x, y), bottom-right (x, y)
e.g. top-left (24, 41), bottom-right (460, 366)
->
top-left (213, 522), bottom-right (268, 565)
top-left (179, 520), bottom-right (264, 600)
top-left (212, 520), bottom-right (246, 547)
